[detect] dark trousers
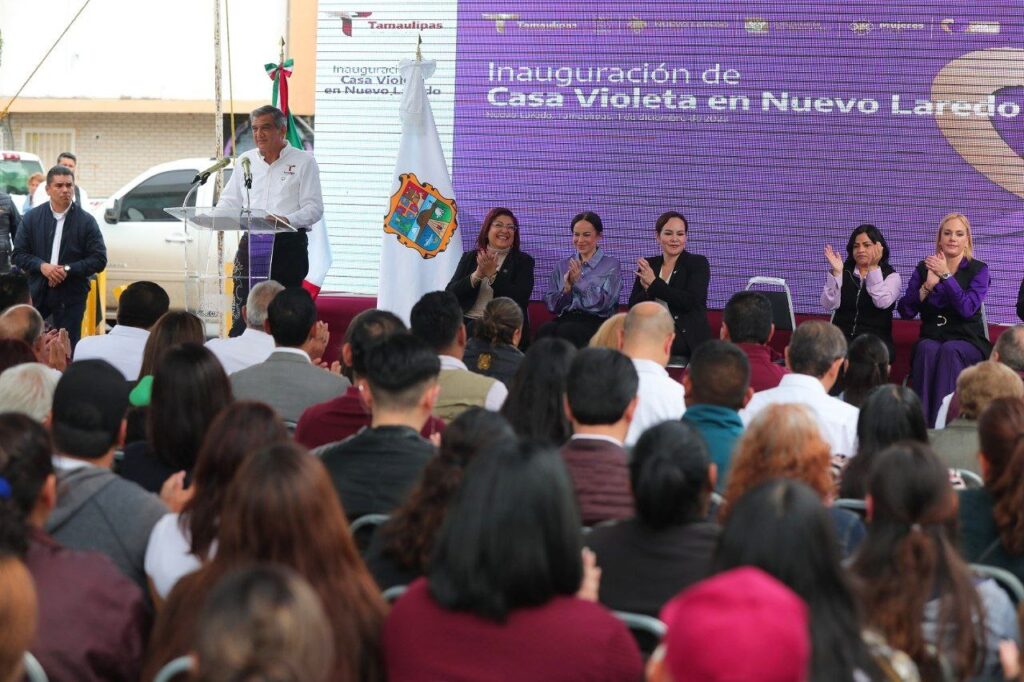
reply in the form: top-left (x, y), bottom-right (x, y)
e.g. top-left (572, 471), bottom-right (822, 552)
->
top-left (37, 297), bottom-right (87, 348)
top-left (536, 311), bottom-right (607, 349)
top-left (230, 231), bottom-right (309, 336)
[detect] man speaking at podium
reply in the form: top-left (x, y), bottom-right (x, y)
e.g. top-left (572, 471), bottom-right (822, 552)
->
top-left (218, 105), bottom-right (323, 336)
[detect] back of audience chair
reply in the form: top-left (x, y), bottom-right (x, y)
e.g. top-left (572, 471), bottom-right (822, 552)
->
top-left (970, 564), bottom-right (1024, 605)
top-left (834, 498), bottom-right (868, 517)
top-left (152, 655), bottom-right (193, 682)
top-left (23, 652), bottom-right (49, 682)
top-left (955, 469), bottom-right (984, 489)
top-left (349, 513), bottom-right (390, 552)
top-left (613, 611), bottom-right (668, 659)
top-left (745, 277), bottom-right (796, 332)
top-left (382, 584), bottom-right (408, 604)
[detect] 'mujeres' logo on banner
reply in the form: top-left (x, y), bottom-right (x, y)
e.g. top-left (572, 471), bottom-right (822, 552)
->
top-left (384, 173), bottom-right (458, 259)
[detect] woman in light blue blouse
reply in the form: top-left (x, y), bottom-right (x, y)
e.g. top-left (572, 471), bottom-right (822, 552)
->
top-left (537, 211), bottom-right (622, 348)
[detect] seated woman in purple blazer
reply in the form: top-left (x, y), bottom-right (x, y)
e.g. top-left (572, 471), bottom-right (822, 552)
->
top-left (538, 211), bottom-right (622, 348)
top-left (628, 211), bottom-right (711, 359)
top-left (898, 213), bottom-right (991, 426)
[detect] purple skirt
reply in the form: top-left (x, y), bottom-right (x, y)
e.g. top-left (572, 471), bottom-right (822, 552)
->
top-left (909, 338), bottom-right (986, 426)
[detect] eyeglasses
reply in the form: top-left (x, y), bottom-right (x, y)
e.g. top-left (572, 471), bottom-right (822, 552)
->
top-left (491, 222), bottom-right (517, 230)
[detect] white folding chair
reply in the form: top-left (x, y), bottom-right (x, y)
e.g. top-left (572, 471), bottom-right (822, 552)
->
top-left (153, 656), bottom-right (194, 682)
top-left (382, 584), bottom-right (408, 604)
top-left (744, 277), bottom-right (797, 331)
top-left (23, 652), bottom-right (48, 682)
top-left (834, 498), bottom-right (868, 515)
top-left (971, 563), bottom-right (1024, 604)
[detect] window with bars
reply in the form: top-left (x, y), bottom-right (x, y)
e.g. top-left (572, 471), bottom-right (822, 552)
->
top-left (21, 129), bottom-right (75, 168)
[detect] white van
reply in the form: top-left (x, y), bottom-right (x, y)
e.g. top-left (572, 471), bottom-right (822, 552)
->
top-left (93, 158), bottom-right (239, 314)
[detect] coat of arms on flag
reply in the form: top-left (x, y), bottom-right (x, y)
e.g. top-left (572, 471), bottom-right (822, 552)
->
top-left (384, 172), bottom-right (458, 259)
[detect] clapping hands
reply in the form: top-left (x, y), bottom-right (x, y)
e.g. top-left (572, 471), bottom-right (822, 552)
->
top-left (636, 257), bottom-right (656, 288)
top-left (924, 252), bottom-right (951, 278)
top-left (475, 249), bottom-right (499, 279)
top-left (563, 257), bottom-right (583, 292)
top-left (824, 245), bottom-right (844, 276)
top-left (42, 329), bottom-right (70, 371)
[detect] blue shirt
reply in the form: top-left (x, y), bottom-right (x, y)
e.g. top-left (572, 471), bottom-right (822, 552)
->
top-left (543, 249), bottom-right (622, 318)
top-left (682, 403), bottom-right (744, 492)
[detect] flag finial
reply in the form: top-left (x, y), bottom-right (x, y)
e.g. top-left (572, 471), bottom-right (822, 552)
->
top-left (279, 36), bottom-right (286, 64)
top-left (416, 33), bottom-right (422, 62)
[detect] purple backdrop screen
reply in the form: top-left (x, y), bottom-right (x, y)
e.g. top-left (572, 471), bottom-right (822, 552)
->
top-left (450, 2), bottom-right (1024, 322)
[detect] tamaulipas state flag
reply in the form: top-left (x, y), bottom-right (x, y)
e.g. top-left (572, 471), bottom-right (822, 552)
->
top-left (378, 58), bottom-right (463, 323)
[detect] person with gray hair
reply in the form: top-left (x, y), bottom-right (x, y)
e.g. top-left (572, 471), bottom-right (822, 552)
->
top-left (216, 104), bottom-right (323, 336)
top-left (0, 304), bottom-right (44, 349)
top-left (742, 319), bottom-right (859, 457)
top-left (936, 324), bottom-right (1024, 427)
top-left (205, 279), bottom-right (285, 374)
top-left (0, 363), bottom-right (59, 422)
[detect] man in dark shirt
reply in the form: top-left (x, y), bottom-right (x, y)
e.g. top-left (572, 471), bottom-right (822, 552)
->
top-left (319, 333), bottom-right (440, 520)
top-left (12, 166), bottom-right (107, 347)
top-left (720, 291), bottom-right (788, 392)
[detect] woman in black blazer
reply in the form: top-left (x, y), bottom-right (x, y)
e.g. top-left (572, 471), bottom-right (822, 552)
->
top-left (627, 211), bottom-right (711, 359)
top-left (446, 207), bottom-right (535, 343)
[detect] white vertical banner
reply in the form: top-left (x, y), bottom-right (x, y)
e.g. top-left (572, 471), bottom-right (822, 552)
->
top-left (377, 59), bottom-right (463, 323)
top-left (314, 3), bottom-right (458, 296)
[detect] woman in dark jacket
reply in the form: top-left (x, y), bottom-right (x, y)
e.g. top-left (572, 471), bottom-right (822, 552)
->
top-left (628, 211), bottom-right (711, 359)
top-left (446, 207), bottom-right (534, 342)
top-left (822, 223), bottom-right (901, 361)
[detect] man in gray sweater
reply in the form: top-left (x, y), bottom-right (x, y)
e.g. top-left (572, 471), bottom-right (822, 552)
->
top-left (44, 359), bottom-right (168, 589)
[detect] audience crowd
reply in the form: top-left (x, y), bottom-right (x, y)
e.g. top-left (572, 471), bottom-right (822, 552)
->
top-left (3, 267), bottom-right (1024, 682)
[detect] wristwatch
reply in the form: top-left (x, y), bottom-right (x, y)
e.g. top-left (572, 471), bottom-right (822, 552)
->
top-left (63, 265), bottom-right (70, 273)
top-left (940, 272), bottom-right (952, 280)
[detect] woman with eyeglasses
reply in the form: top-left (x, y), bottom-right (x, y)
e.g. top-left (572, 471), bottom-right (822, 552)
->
top-left (446, 207), bottom-right (535, 343)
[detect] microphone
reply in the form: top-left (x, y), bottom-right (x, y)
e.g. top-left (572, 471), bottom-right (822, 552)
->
top-left (193, 157), bottom-right (231, 185)
top-left (241, 157), bottom-right (252, 189)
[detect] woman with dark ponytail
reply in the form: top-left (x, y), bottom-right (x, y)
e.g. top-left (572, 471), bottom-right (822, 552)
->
top-left (364, 408), bottom-right (515, 589)
top-left (463, 297), bottom-right (525, 387)
top-left (959, 397), bottom-right (1024, 582)
top-left (852, 441), bottom-right (1018, 680)
top-left (839, 333), bottom-right (891, 407)
top-left (584, 421), bottom-right (719, 617)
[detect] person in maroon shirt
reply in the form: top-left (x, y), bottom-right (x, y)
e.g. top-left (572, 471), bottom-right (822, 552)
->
top-left (294, 308), bottom-right (444, 448)
top-left (721, 290), bottom-right (788, 392)
top-left (382, 438), bottom-right (643, 681)
top-left (0, 413), bottom-right (149, 682)
top-left (560, 347), bottom-right (636, 525)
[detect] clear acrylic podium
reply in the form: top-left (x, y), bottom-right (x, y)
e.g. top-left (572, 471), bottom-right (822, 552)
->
top-left (164, 206), bottom-right (296, 336)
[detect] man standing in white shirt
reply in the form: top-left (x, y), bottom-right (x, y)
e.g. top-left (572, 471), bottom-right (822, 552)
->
top-left (622, 302), bottom-right (686, 446)
top-left (741, 320), bottom-right (859, 457)
top-left (205, 279), bottom-right (283, 374)
top-left (217, 105), bottom-right (324, 336)
top-left (31, 152), bottom-right (89, 209)
top-left (73, 281), bottom-right (169, 380)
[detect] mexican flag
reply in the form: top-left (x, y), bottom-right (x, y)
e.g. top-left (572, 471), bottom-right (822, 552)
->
top-left (266, 57), bottom-right (332, 296)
